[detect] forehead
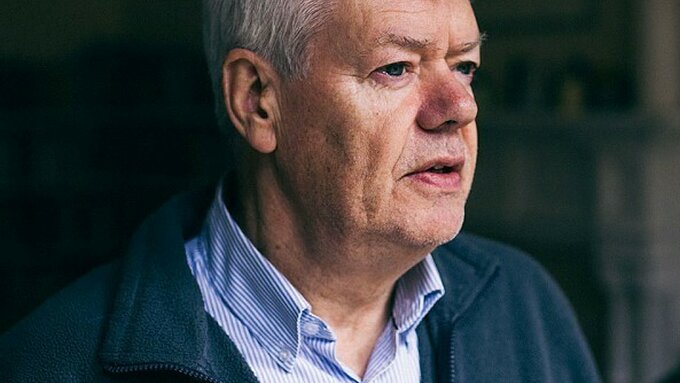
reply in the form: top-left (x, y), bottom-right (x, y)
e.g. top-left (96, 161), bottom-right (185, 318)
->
top-left (330, 0), bottom-right (479, 51)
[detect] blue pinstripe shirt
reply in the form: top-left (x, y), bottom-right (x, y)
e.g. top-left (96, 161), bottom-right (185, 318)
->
top-left (185, 185), bottom-right (444, 382)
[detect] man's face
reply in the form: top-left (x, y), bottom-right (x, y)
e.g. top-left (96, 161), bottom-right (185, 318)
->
top-left (272, 0), bottom-right (480, 251)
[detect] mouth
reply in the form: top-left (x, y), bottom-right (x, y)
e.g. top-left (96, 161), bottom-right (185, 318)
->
top-left (404, 157), bottom-right (465, 192)
top-left (427, 164), bottom-right (457, 174)
top-left (408, 157), bottom-right (465, 175)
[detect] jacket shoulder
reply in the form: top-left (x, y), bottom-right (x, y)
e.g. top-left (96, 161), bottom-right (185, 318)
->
top-left (436, 232), bottom-right (568, 300)
top-left (432, 232), bottom-right (602, 382)
top-left (440, 232), bottom-right (545, 274)
top-left (0, 261), bottom-right (120, 382)
top-left (436, 231), bottom-right (576, 319)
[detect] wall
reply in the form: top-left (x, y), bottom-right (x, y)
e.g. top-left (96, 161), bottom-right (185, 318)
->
top-left (2, 1), bottom-right (679, 382)
top-left (0, 0), bottom-right (226, 331)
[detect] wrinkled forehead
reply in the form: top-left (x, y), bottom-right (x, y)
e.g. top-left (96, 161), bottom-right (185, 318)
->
top-left (320, 0), bottom-right (480, 58)
top-left (312, 0), bottom-right (481, 66)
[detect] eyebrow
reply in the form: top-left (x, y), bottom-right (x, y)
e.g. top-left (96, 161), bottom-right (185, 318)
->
top-left (374, 31), bottom-right (487, 54)
top-left (376, 33), bottom-right (436, 51)
top-left (458, 31), bottom-right (487, 53)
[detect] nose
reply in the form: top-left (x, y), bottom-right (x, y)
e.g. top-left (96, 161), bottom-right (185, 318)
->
top-left (415, 67), bottom-right (478, 131)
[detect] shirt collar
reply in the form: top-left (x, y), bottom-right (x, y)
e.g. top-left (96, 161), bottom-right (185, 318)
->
top-left (201, 185), bottom-right (309, 371)
top-left (393, 256), bottom-right (445, 334)
top-left (198, 182), bottom-right (445, 370)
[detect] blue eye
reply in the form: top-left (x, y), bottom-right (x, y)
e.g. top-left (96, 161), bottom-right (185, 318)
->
top-left (379, 62), bottom-right (407, 77)
top-left (456, 61), bottom-right (478, 76)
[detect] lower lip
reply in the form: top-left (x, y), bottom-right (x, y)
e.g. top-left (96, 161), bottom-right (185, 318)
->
top-left (407, 170), bottom-right (462, 191)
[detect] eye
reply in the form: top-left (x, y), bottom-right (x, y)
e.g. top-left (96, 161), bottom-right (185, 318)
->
top-left (378, 62), bottom-right (408, 77)
top-left (455, 61), bottom-right (478, 77)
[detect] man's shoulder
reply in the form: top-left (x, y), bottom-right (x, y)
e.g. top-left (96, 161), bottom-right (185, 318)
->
top-left (0, 261), bottom-right (121, 381)
top-left (439, 231), bottom-right (535, 264)
top-left (436, 232), bottom-right (556, 287)
top-left (431, 231), bottom-right (578, 325)
top-left (430, 233), bottom-right (601, 381)
top-left (0, 188), bottom-right (215, 382)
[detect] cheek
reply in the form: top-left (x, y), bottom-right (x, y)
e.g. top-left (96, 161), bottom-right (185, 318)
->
top-left (366, 90), bottom-right (421, 158)
top-left (279, 79), bottom-right (419, 196)
top-left (277, 85), bottom-right (372, 199)
top-left (325, 90), bottom-right (404, 170)
top-left (463, 124), bottom-right (478, 153)
top-left (461, 123), bottom-right (478, 180)
top-left (359, 118), bottom-right (414, 197)
top-left (357, 99), bottom-right (421, 214)
top-left (278, 83), bottom-right (353, 159)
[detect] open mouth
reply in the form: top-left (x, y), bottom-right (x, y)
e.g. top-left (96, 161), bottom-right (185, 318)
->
top-left (403, 159), bottom-right (464, 191)
top-left (405, 160), bottom-right (464, 178)
top-left (428, 165), bottom-right (455, 174)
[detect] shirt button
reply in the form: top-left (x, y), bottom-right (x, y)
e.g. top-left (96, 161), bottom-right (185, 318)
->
top-left (303, 321), bottom-right (320, 336)
top-left (278, 348), bottom-right (292, 362)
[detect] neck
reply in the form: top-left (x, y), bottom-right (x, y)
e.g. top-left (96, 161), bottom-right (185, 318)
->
top-left (231, 175), bottom-right (394, 310)
top-left (229, 162), bottom-right (430, 377)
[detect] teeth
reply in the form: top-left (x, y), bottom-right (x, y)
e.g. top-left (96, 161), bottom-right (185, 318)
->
top-left (430, 165), bottom-right (448, 174)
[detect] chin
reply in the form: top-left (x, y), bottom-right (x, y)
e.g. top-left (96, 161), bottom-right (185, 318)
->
top-left (392, 208), bottom-right (466, 251)
top-left (427, 213), bottom-right (465, 246)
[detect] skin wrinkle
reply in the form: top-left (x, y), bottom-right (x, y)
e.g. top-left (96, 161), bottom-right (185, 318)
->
top-left (229, 0), bottom-right (481, 376)
top-left (264, 0), bottom-right (479, 296)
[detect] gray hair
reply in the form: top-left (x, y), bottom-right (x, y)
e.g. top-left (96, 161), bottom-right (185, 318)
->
top-left (203, 0), bottom-right (335, 134)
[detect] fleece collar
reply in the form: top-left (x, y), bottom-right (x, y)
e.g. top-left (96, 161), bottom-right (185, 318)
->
top-left (97, 188), bottom-right (498, 383)
top-left (98, 190), bottom-right (259, 383)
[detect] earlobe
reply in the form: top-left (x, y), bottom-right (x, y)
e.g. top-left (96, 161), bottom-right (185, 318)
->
top-left (222, 49), bottom-right (279, 154)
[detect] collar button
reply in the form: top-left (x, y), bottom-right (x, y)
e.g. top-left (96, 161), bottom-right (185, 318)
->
top-left (278, 348), bottom-right (292, 362)
top-left (302, 321), bottom-right (321, 336)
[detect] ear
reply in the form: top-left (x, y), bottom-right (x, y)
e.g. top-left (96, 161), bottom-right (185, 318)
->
top-left (222, 49), bottom-right (280, 154)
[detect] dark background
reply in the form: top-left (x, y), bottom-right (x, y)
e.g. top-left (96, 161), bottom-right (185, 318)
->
top-left (2, 1), bottom-right (679, 382)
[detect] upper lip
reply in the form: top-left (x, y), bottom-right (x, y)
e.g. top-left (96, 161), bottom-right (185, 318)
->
top-left (405, 155), bottom-right (465, 176)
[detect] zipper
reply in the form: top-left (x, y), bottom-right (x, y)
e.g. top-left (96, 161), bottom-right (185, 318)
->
top-left (106, 363), bottom-right (222, 383)
top-left (449, 329), bottom-right (456, 383)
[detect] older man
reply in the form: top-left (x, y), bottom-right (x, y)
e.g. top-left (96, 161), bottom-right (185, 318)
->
top-left (1, 0), bottom-right (601, 382)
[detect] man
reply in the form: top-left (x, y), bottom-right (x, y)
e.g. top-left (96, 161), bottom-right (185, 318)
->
top-left (1, 0), bottom-right (601, 382)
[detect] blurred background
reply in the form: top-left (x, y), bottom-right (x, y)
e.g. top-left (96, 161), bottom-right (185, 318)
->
top-left (1, 1), bottom-right (679, 382)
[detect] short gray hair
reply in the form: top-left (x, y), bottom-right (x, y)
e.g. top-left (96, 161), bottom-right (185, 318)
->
top-left (203, 0), bottom-right (335, 134)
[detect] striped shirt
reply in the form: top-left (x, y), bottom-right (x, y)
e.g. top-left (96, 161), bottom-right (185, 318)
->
top-left (185, 185), bottom-right (445, 382)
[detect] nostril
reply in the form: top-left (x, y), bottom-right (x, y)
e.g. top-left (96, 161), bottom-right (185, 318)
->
top-left (444, 120), bottom-right (456, 125)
